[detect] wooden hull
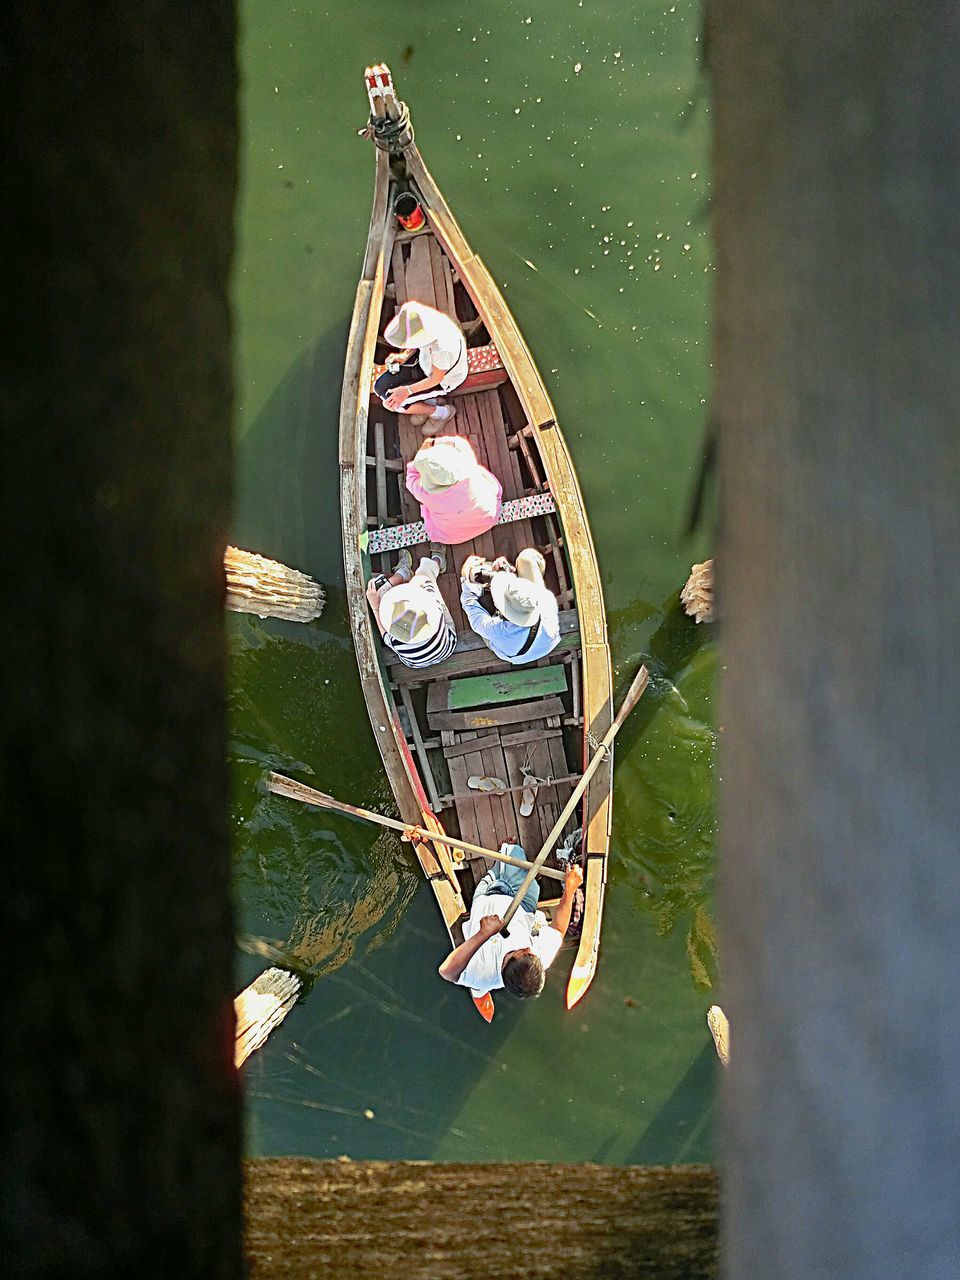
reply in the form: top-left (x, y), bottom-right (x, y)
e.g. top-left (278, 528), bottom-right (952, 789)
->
top-left (340, 71), bottom-right (614, 1011)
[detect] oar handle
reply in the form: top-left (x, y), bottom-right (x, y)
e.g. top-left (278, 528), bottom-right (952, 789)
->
top-left (264, 771), bottom-right (565, 881)
top-left (497, 663), bottom-right (650, 935)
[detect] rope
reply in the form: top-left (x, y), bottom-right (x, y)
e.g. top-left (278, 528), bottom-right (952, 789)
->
top-left (368, 101), bottom-right (414, 152)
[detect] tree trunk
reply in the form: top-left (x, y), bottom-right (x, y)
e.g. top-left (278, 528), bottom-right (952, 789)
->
top-left (0, 4), bottom-right (242, 1276)
top-left (713, 4), bottom-right (960, 1278)
top-left (225, 547), bottom-right (325, 622)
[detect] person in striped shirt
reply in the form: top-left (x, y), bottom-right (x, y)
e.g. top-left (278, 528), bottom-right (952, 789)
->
top-left (365, 545), bottom-right (458, 669)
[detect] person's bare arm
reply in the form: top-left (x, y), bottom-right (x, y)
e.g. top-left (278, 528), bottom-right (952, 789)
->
top-left (438, 914), bottom-right (503, 983)
top-left (550, 865), bottom-right (584, 938)
top-left (365, 581), bottom-right (387, 636)
top-left (384, 365), bottom-right (446, 410)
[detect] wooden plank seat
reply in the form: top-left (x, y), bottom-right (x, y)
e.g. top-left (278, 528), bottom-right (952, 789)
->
top-left (365, 491), bottom-right (558, 555)
top-left (370, 343), bottom-right (509, 397)
top-left (386, 609), bottom-right (583, 680)
top-left (427, 697), bottom-right (565, 734)
top-left (389, 629), bottom-right (580, 686)
top-left (427, 666), bottom-right (567, 715)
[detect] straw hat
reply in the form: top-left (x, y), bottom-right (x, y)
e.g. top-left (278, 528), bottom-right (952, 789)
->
top-left (384, 301), bottom-right (433, 348)
top-left (413, 441), bottom-right (469, 494)
top-left (378, 582), bottom-right (443, 644)
top-left (491, 572), bottom-right (541, 627)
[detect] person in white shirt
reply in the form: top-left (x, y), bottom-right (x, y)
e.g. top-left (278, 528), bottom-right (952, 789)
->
top-left (438, 854), bottom-right (583, 999)
top-left (375, 300), bottom-right (468, 433)
top-left (459, 548), bottom-right (561, 665)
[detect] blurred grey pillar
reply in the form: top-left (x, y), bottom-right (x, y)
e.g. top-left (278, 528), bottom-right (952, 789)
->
top-left (713, 3), bottom-right (960, 1278)
top-left (0, 4), bottom-right (242, 1277)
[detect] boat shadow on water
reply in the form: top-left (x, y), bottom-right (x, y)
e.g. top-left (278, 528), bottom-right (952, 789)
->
top-left (234, 323), bottom-right (354, 632)
top-left (621, 1042), bottom-right (717, 1165)
top-left (608, 590), bottom-right (720, 996)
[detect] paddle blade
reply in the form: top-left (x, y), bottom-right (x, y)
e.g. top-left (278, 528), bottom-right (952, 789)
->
top-left (473, 993), bottom-right (495, 1022)
top-left (612, 663), bottom-right (650, 731)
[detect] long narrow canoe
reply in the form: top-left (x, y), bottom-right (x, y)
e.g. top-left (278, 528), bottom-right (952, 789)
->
top-left (339, 64), bottom-right (614, 1015)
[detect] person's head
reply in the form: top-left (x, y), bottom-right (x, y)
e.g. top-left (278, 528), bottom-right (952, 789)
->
top-left (413, 440), bottom-right (472, 494)
top-left (490, 572), bottom-right (541, 627)
top-left (384, 300), bottom-right (431, 348)
top-left (501, 948), bottom-right (545, 999)
top-left (378, 582), bottom-right (443, 644)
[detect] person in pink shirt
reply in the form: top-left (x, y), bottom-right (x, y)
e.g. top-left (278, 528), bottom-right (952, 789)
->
top-left (405, 436), bottom-right (502, 547)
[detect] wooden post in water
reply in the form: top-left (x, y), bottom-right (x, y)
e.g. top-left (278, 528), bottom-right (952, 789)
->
top-left (234, 968), bottom-right (302, 1068)
top-left (224, 546), bottom-right (325, 622)
top-left (681, 559), bottom-right (715, 624)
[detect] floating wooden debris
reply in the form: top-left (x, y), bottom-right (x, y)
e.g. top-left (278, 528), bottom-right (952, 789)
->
top-left (707, 1004), bottom-right (730, 1066)
top-left (681, 559), bottom-right (715, 624)
top-left (225, 546), bottom-right (325, 622)
top-left (234, 967), bottom-right (301, 1068)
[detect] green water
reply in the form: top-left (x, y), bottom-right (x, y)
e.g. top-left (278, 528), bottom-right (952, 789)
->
top-left (232, 0), bottom-right (717, 1163)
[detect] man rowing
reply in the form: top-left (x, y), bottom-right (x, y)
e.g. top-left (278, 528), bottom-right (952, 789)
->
top-left (438, 853), bottom-right (583, 999)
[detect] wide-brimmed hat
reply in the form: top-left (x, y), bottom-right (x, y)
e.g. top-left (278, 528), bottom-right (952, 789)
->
top-left (379, 582), bottom-right (443, 644)
top-left (413, 441), bottom-right (469, 494)
top-left (491, 572), bottom-right (541, 627)
top-left (384, 301), bottom-right (434, 348)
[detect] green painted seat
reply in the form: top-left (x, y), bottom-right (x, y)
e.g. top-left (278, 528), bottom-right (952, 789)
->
top-left (428, 665), bottom-right (568, 713)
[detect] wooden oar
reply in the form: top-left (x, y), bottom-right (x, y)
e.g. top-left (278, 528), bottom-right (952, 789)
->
top-left (498, 664), bottom-right (650, 935)
top-left (265, 771), bottom-right (566, 882)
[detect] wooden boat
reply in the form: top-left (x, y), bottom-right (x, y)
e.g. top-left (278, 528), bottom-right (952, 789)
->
top-left (339, 64), bottom-right (614, 1015)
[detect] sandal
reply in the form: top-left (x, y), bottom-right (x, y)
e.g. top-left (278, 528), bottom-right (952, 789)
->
top-left (519, 769), bottom-right (539, 817)
top-left (467, 775), bottom-right (506, 793)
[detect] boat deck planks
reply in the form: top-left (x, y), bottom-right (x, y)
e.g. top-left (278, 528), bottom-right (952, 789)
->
top-left (403, 234), bottom-right (438, 308)
top-left (427, 696), bottom-right (566, 735)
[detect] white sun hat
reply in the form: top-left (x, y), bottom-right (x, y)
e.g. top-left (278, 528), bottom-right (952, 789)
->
top-left (383, 301), bottom-right (438, 348)
top-left (378, 582), bottom-right (443, 643)
top-left (413, 441), bottom-right (470, 494)
top-left (491, 572), bottom-right (541, 627)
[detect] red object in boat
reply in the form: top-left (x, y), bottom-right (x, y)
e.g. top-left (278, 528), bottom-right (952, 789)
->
top-left (393, 191), bottom-right (426, 231)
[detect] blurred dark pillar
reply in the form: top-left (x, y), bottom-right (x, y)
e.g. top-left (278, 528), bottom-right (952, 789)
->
top-left (0, 5), bottom-right (241, 1277)
top-left (713, 3), bottom-right (960, 1278)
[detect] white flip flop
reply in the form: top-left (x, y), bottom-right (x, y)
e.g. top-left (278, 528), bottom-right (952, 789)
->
top-left (467, 775), bottom-right (506, 793)
top-left (519, 770), bottom-right (539, 817)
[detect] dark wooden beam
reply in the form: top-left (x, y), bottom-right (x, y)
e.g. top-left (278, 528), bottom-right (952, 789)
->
top-left (0, 4), bottom-right (242, 1275)
top-left (245, 1159), bottom-right (719, 1280)
top-left (714, 3), bottom-right (960, 1277)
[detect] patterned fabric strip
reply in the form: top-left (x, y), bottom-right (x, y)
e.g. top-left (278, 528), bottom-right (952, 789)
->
top-left (365, 491), bottom-right (558, 554)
